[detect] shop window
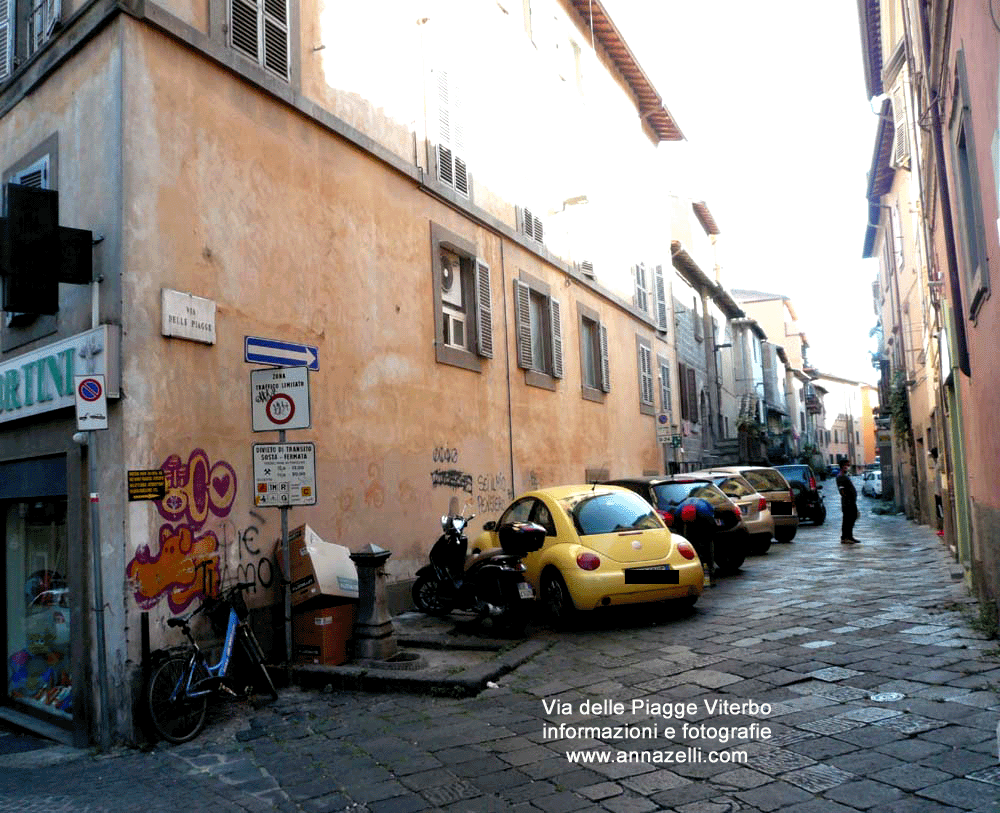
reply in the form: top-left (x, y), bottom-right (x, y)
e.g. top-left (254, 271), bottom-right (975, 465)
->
top-left (5, 498), bottom-right (72, 720)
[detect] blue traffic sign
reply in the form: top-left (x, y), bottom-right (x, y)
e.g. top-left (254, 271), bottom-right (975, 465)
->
top-left (245, 336), bottom-right (319, 371)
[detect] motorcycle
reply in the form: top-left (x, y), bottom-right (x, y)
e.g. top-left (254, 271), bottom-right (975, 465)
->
top-left (411, 497), bottom-right (544, 633)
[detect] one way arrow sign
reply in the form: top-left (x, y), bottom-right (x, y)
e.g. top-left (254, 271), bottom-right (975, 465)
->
top-left (245, 336), bottom-right (320, 371)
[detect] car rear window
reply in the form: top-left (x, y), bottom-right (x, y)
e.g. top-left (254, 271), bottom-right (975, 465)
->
top-left (712, 476), bottom-right (754, 498)
top-left (559, 491), bottom-right (661, 536)
top-left (776, 466), bottom-right (810, 485)
top-left (741, 469), bottom-right (789, 492)
top-left (652, 482), bottom-right (730, 510)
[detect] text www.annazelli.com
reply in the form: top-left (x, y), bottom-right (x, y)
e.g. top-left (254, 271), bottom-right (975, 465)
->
top-left (565, 747), bottom-right (748, 765)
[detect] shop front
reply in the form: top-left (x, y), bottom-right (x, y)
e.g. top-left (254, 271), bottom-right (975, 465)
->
top-left (0, 325), bottom-right (119, 746)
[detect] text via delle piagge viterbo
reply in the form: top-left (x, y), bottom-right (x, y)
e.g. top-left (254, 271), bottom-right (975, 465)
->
top-left (542, 697), bottom-right (773, 766)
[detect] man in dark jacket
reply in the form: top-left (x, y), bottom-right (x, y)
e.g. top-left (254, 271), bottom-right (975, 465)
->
top-left (837, 461), bottom-right (859, 543)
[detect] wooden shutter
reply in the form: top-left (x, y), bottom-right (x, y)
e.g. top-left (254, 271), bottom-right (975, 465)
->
top-left (514, 279), bottom-right (532, 369)
top-left (45, 0), bottom-right (60, 37)
top-left (262, 0), bottom-right (289, 79)
top-left (599, 323), bottom-right (611, 392)
top-left (475, 260), bottom-right (493, 359)
top-left (549, 297), bottom-right (563, 378)
top-left (658, 356), bottom-right (670, 413)
top-left (653, 264), bottom-right (667, 330)
top-left (231, 0), bottom-right (260, 63)
top-left (0, 0), bottom-right (10, 82)
top-left (435, 71), bottom-right (468, 197)
top-left (678, 362), bottom-right (689, 419)
top-left (891, 86), bottom-right (908, 167)
top-left (686, 366), bottom-right (697, 423)
top-left (639, 343), bottom-right (653, 405)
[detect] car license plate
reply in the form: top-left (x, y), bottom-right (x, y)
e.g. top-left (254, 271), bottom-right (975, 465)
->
top-left (517, 582), bottom-right (534, 600)
top-left (624, 565), bottom-right (679, 584)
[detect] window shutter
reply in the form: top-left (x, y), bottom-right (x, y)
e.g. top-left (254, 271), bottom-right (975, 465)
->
top-left (45, 0), bottom-right (60, 36)
top-left (475, 260), bottom-right (493, 359)
top-left (686, 366), bottom-right (697, 423)
top-left (639, 344), bottom-right (653, 405)
top-left (231, 0), bottom-right (260, 63)
top-left (0, 0), bottom-right (10, 82)
top-left (659, 357), bottom-right (670, 413)
top-left (262, 0), bottom-right (289, 79)
top-left (599, 323), bottom-right (611, 392)
top-left (678, 362), bottom-right (689, 419)
top-left (653, 264), bottom-right (667, 330)
top-left (549, 297), bottom-right (563, 378)
top-left (13, 157), bottom-right (48, 188)
top-left (891, 86), bottom-right (909, 167)
top-left (435, 71), bottom-right (468, 197)
top-left (514, 279), bottom-right (532, 369)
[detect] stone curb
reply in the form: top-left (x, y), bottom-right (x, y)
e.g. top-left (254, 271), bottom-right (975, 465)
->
top-left (289, 638), bottom-right (551, 696)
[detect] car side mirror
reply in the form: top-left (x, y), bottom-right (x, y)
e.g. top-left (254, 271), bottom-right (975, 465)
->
top-left (483, 520), bottom-right (497, 531)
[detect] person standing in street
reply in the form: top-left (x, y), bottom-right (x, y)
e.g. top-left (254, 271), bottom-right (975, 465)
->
top-left (837, 460), bottom-right (859, 543)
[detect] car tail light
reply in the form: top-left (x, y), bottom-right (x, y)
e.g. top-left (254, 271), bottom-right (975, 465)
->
top-left (788, 489), bottom-right (795, 504)
top-left (656, 509), bottom-right (674, 527)
top-left (675, 540), bottom-right (696, 560)
top-left (758, 497), bottom-right (768, 512)
top-left (680, 503), bottom-right (697, 522)
top-left (808, 476), bottom-right (816, 491)
top-left (576, 552), bottom-right (601, 571)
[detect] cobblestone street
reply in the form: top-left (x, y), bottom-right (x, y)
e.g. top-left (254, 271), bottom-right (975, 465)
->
top-left (2, 483), bottom-right (998, 813)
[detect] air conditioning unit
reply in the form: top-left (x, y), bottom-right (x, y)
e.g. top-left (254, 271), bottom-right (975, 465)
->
top-left (441, 249), bottom-right (464, 308)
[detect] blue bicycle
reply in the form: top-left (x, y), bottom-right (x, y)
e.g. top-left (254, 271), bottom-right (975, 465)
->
top-left (146, 582), bottom-right (278, 743)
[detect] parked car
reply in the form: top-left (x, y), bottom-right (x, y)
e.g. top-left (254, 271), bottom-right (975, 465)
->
top-left (827, 464), bottom-right (840, 478)
top-left (862, 470), bottom-right (883, 498)
top-left (709, 466), bottom-right (799, 543)
top-left (472, 485), bottom-right (704, 625)
top-left (774, 464), bottom-right (826, 526)
top-left (603, 475), bottom-right (750, 574)
top-left (691, 471), bottom-right (775, 554)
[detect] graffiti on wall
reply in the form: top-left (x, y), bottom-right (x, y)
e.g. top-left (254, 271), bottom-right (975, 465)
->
top-left (428, 446), bottom-right (513, 515)
top-left (127, 449), bottom-right (237, 612)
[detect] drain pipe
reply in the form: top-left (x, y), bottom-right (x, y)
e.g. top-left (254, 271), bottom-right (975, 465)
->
top-left (918, 0), bottom-right (970, 376)
top-left (500, 239), bottom-right (516, 498)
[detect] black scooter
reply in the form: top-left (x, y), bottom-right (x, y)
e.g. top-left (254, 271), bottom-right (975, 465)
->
top-left (411, 498), bottom-right (544, 632)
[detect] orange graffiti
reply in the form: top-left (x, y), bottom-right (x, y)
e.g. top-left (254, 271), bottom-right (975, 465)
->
top-left (128, 525), bottom-right (220, 613)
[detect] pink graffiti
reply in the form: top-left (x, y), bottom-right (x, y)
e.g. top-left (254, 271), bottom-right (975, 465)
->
top-left (156, 449), bottom-right (237, 527)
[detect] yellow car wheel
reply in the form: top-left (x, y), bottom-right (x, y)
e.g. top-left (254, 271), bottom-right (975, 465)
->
top-left (542, 569), bottom-right (576, 628)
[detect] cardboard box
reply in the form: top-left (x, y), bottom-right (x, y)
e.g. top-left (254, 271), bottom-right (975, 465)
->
top-left (292, 604), bottom-right (355, 665)
top-left (277, 525), bottom-right (359, 606)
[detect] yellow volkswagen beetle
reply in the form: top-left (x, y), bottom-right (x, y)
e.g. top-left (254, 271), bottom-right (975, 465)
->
top-left (471, 484), bottom-right (704, 625)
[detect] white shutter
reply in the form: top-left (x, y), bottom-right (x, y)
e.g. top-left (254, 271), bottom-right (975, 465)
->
top-left (639, 344), bottom-right (653, 405)
top-left (514, 279), bottom-right (532, 369)
top-left (549, 297), bottom-right (563, 378)
top-left (45, 0), bottom-right (60, 36)
top-left (599, 323), bottom-right (611, 392)
top-left (0, 0), bottom-right (10, 82)
top-left (435, 70), bottom-right (468, 197)
top-left (230, 0), bottom-right (260, 63)
top-left (13, 156), bottom-right (49, 188)
top-left (262, 0), bottom-right (288, 80)
top-left (475, 260), bottom-right (493, 359)
top-left (653, 264), bottom-right (667, 330)
top-left (891, 86), bottom-right (909, 168)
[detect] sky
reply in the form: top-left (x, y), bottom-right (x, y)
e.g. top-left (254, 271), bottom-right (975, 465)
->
top-left (606, 0), bottom-right (881, 386)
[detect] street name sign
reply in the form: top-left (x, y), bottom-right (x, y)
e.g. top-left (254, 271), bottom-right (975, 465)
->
top-left (245, 336), bottom-right (319, 371)
top-left (252, 442), bottom-right (317, 507)
top-left (251, 366), bottom-right (311, 431)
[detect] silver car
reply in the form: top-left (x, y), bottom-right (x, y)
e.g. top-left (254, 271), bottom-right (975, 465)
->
top-left (692, 470), bottom-right (776, 554)
top-left (711, 465), bottom-right (800, 543)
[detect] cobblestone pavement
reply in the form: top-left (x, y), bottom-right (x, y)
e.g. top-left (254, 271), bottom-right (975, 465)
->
top-left (3, 481), bottom-right (1000, 812)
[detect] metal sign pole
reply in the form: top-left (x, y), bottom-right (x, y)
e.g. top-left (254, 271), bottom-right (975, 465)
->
top-left (279, 429), bottom-right (292, 665)
top-left (88, 430), bottom-right (111, 748)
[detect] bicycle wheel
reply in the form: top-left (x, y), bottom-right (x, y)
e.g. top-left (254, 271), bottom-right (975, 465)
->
top-left (238, 628), bottom-right (278, 700)
top-left (146, 655), bottom-right (208, 743)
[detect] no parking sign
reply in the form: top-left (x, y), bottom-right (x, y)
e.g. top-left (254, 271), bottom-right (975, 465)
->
top-left (74, 374), bottom-right (108, 430)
